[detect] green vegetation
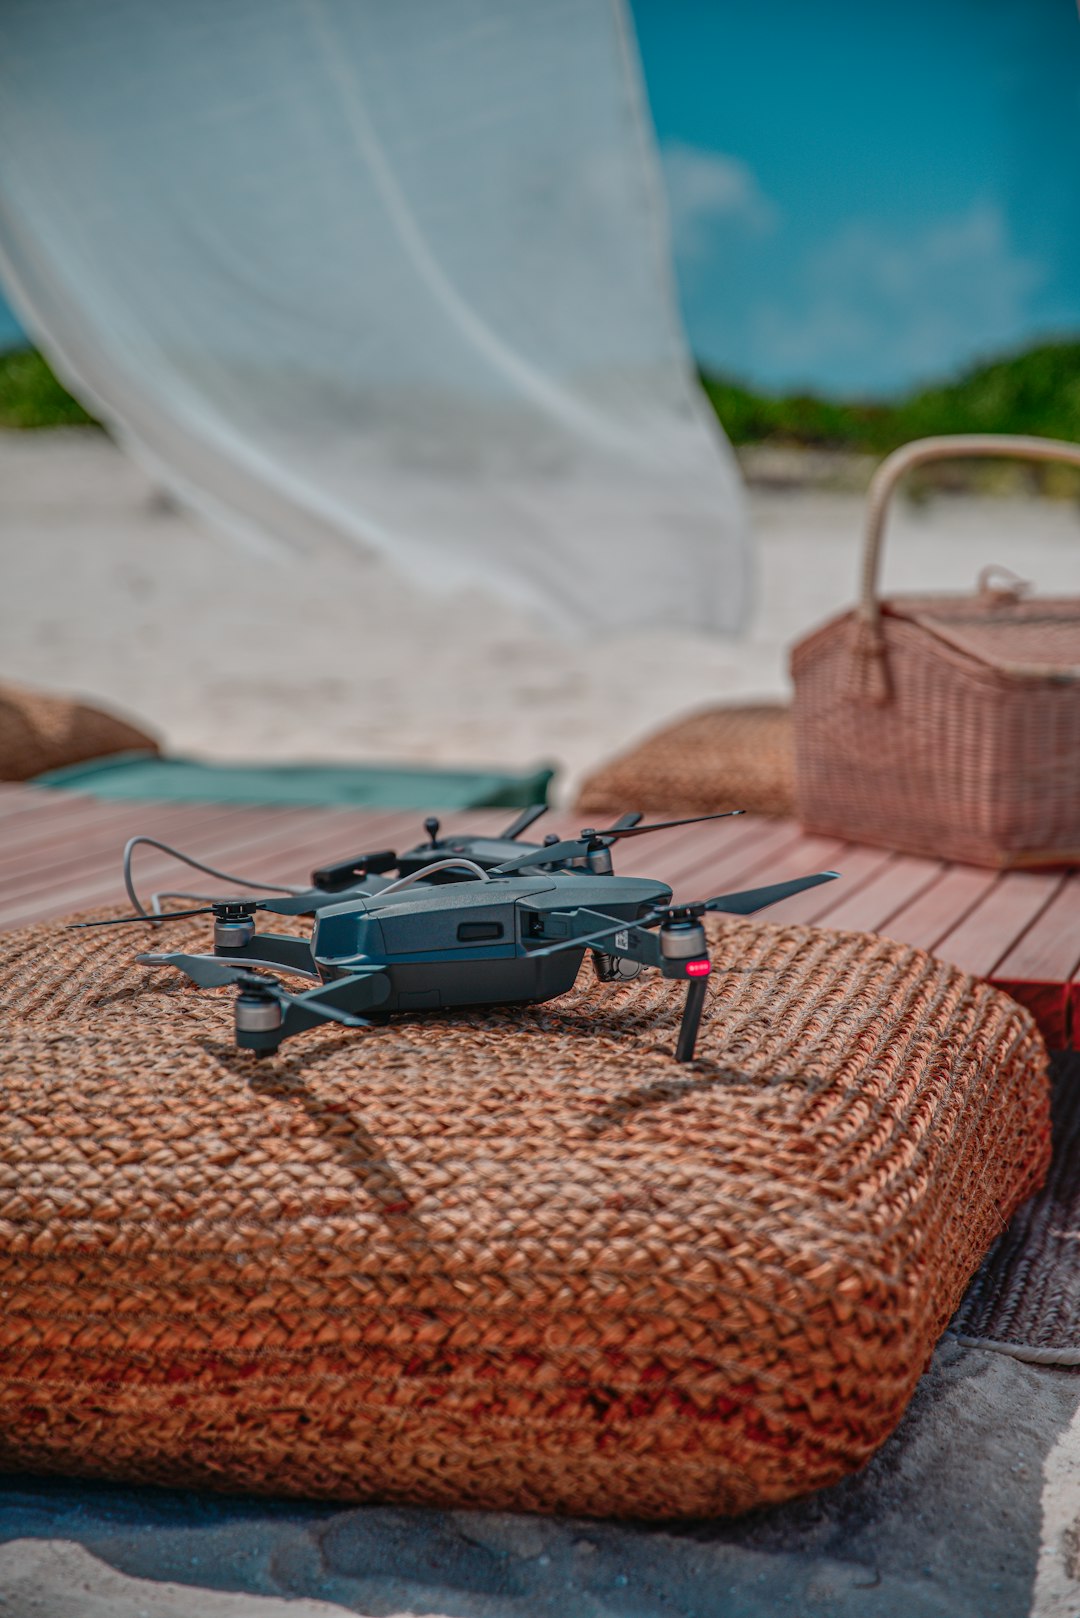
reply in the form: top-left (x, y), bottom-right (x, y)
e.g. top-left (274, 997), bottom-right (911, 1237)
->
top-left (0, 347), bottom-right (97, 428)
top-left (5, 338), bottom-right (1080, 467)
top-left (701, 340), bottom-right (1080, 453)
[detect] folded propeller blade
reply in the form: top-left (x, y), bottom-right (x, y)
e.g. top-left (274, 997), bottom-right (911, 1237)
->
top-left (258, 891), bottom-right (334, 916)
top-left (703, 872), bottom-right (839, 915)
top-left (137, 950), bottom-right (260, 988)
top-left (68, 906), bottom-right (221, 930)
top-left (137, 952), bottom-right (370, 1027)
top-left (527, 871), bottom-right (840, 957)
top-left (492, 809), bottom-right (745, 875)
top-left (493, 836), bottom-right (594, 873)
top-left (589, 808), bottom-right (745, 840)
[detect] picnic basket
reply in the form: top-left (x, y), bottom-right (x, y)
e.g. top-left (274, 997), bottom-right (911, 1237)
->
top-left (791, 434), bottom-right (1080, 867)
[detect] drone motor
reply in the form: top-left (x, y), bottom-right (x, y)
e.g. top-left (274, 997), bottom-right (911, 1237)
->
top-left (235, 986), bottom-right (283, 1035)
top-left (658, 916), bottom-right (709, 961)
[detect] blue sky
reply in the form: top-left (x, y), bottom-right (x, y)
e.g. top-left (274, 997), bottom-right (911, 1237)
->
top-left (632, 0), bottom-right (1080, 394)
top-left (4, 1), bottom-right (1080, 396)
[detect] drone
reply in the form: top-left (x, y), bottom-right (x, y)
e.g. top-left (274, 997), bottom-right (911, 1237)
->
top-left (73, 807), bottom-right (839, 1064)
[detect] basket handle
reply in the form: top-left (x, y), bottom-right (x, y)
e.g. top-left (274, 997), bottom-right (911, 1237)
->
top-left (852, 433), bottom-right (1080, 701)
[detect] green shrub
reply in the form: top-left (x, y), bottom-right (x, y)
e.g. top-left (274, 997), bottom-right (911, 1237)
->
top-left (0, 348), bottom-right (98, 428)
top-left (702, 340), bottom-right (1080, 454)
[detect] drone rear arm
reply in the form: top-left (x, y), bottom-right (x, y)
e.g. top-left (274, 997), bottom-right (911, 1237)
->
top-left (239, 968), bottom-right (392, 1053)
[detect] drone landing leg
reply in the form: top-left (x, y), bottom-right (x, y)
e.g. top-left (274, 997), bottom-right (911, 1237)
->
top-left (675, 978), bottom-right (709, 1064)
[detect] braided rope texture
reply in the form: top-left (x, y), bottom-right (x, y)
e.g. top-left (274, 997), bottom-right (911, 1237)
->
top-left (0, 682), bottom-right (158, 781)
top-left (576, 704), bottom-right (794, 821)
top-left (0, 910), bottom-right (1051, 1517)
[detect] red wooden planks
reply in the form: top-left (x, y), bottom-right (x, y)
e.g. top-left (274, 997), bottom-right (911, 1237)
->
top-left (878, 863), bottom-right (1001, 955)
top-left (930, 871), bottom-right (1065, 980)
top-left (805, 852), bottom-right (944, 936)
top-left (0, 799), bottom-right (430, 929)
top-left (991, 874), bottom-right (1080, 1048)
top-left (662, 817), bottom-right (811, 896)
top-left (760, 843), bottom-right (894, 926)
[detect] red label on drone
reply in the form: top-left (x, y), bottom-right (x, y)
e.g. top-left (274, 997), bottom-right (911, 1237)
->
top-left (685, 959), bottom-right (711, 977)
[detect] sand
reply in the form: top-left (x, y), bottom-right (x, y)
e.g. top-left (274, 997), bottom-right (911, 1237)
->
top-left (1, 431), bottom-right (1079, 1617)
top-left (2, 431), bottom-right (1079, 803)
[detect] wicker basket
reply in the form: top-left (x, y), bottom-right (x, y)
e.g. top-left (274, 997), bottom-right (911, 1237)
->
top-left (575, 703), bottom-right (794, 820)
top-left (791, 435), bottom-right (1080, 867)
top-left (0, 681), bottom-right (158, 781)
top-left (0, 909), bottom-right (1050, 1518)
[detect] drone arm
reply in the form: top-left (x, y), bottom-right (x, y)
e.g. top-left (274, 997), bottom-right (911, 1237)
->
top-left (270, 969), bottom-right (392, 1044)
top-left (215, 931), bottom-right (320, 978)
top-left (524, 908), bottom-right (663, 967)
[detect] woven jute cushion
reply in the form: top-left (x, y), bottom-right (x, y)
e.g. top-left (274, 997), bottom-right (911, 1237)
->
top-left (575, 703), bottom-right (794, 820)
top-left (0, 681), bottom-right (158, 781)
top-left (0, 911), bottom-right (1049, 1518)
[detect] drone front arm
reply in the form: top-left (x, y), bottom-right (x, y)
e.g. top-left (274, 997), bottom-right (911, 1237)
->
top-left (216, 930), bottom-right (320, 978)
top-left (240, 967), bottom-right (392, 1052)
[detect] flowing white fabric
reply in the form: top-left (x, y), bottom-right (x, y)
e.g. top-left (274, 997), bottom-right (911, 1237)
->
top-left (0, 0), bottom-right (749, 634)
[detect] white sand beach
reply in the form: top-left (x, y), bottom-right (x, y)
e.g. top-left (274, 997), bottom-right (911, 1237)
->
top-left (2, 431), bottom-right (1079, 802)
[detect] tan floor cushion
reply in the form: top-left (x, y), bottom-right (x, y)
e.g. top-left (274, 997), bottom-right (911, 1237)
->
top-left (0, 681), bottom-right (158, 781)
top-left (0, 909), bottom-right (1050, 1517)
top-left (576, 703), bottom-right (794, 820)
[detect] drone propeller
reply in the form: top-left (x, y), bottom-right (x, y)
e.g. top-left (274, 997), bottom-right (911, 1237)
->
top-left (67, 903), bottom-right (258, 931)
top-left (68, 886), bottom-right (348, 931)
top-left (492, 809), bottom-right (745, 875)
top-left (137, 952), bottom-right (371, 1028)
top-left (529, 871), bottom-right (840, 958)
top-left (697, 871), bottom-right (840, 917)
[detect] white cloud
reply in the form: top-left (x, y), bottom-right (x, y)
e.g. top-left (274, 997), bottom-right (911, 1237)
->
top-left (751, 201), bottom-right (1046, 393)
top-left (660, 142), bottom-right (778, 260)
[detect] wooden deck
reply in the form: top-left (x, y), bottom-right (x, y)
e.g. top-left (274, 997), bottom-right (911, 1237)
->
top-left (2, 784), bottom-right (1077, 1047)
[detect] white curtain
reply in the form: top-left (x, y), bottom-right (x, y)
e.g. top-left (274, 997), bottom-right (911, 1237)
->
top-left (0, 0), bottom-right (749, 635)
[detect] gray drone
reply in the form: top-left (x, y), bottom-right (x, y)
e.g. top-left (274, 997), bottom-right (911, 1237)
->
top-left (75, 807), bottom-right (838, 1063)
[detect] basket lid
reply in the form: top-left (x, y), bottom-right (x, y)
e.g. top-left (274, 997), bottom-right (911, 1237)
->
top-left (884, 594), bottom-right (1080, 679)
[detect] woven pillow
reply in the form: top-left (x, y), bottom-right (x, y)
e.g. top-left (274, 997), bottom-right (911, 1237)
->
top-left (0, 912), bottom-right (1049, 1518)
top-left (576, 702), bottom-right (794, 820)
top-left (0, 681), bottom-right (158, 781)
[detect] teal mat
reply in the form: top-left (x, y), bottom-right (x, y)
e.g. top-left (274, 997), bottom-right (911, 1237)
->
top-left (33, 752), bottom-right (555, 811)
